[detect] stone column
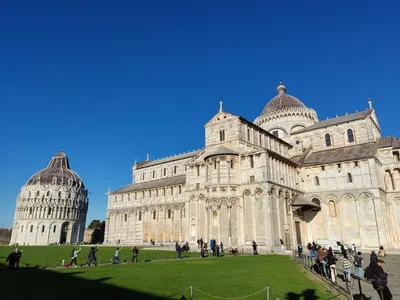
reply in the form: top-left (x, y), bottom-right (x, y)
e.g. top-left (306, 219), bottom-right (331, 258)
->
top-left (228, 205), bottom-right (232, 246)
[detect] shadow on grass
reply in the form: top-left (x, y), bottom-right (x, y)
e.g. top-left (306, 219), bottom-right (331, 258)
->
top-left (286, 289), bottom-right (318, 299)
top-left (0, 263), bottom-right (181, 300)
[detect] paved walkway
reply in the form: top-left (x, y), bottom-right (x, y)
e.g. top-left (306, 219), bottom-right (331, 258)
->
top-left (294, 253), bottom-right (399, 300)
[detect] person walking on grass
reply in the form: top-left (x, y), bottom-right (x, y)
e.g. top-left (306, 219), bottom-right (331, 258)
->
top-left (87, 246), bottom-right (98, 266)
top-left (70, 247), bottom-right (81, 267)
top-left (113, 247), bottom-right (122, 264)
top-left (131, 246), bottom-right (139, 263)
top-left (177, 244), bottom-right (182, 259)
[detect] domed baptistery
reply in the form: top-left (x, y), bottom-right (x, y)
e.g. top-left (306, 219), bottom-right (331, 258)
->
top-left (254, 82), bottom-right (318, 142)
top-left (10, 151), bottom-right (88, 246)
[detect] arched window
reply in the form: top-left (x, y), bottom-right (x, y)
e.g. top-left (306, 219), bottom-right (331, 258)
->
top-left (29, 207), bottom-right (33, 215)
top-left (167, 209), bottom-right (171, 219)
top-left (314, 176), bottom-right (320, 186)
top-left (219, 130), bottom-right (225, 141)
top-left (46, 191), bottom-right (50, 197)
top-left (229, 160), bottom-right (235, 168)
top-left (311, 198), bottom-right (321, 211)
top-left (347, 173), bottom-right (353, 183)
top-left (114, 196), bottom-right (117, 202)
top-left (124, 214), bottom-right (127, 222)
top-left (36, 190), bottom-right (40, 197)
top-left (347, 129), bottom-right (355, 143)
top-left (48, 208), bottom-right (52, 216)
top-left (58, 191), bottom-right (61, 198)
top-left (153, 170), bottom-right (155, 178)
top-left (153, 210), bottom-right (156, 220)
top-left (174, 166), bottom-right (177, 174)
top-left (325, 134), bottom-right (332, 147)
top-left (21, 226), bottom-right (24, 233)
top-left (138, 211), bottom-right (142, 221)
top-left (328, 200), bottom-right (337, 217)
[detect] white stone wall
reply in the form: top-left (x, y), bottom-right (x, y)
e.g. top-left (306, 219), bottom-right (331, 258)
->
top-left (10, 183), bottom-right (88, 246)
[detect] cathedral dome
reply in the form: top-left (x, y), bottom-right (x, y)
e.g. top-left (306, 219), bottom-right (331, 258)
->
top-left (260, 82), bottom-right (306, 115)
top-left (25, 150), bottom-right (85, 189)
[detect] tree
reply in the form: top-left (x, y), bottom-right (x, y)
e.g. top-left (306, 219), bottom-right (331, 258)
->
top-left (88, 220), bottom-right (101, 230)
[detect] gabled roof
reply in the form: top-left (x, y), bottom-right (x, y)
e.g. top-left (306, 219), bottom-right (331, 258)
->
top-left (135, 150), bottom-right (203, 169)
top-left (292, 109), bottom-right (373, 134)
top-left (110, 175), bottom-right (186, 194)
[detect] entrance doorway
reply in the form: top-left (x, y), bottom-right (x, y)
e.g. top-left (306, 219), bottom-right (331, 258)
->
top-left (295, 221), bottom-right (302, 245)
top-left (60, 222), bottom-right (69, 244)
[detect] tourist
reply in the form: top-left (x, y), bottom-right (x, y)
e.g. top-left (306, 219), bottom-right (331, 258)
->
top-left (220, 241), bottom-right (224, 254)
top-left (365, 259), bottom-right (392, 299)
top-left (326, 247), bottom-right (337, 283)
top-left (177, 244), bottom-right (182, 259)
top-left (280, 238), bottom-right (284, 250)
top-left (185, 241), bottom-right (189, 251)
top-left (211, 241), bottom-right (216, 257)
top-left (197, 239), bottom-right (200, 249)
top-left (354, 252), bottom-right (364, 278)
top-left (6, 251), bottom-right (17, 268)
top-left (339, 245), bottom-right (352, 282)
top-left (252, 240), bottom-right (258, 255)
top-left (216, 243), bottom-right (220, 257)
top-left (15, 248), bottom-right (23, 268)
top-left (378, 246), bottom-right (386, 257)
top-left (200, 238), bottom-right (203, 249)
top-left (70, 247), bottom-right (81, 267)
top-left (131, 246), bottom-right (139, 263)
top-left (317, 246), bottom-right (328, 278)
top-left (351, 243), bottom-right (356, 256)
top-left (87, 246), bottom-right (98, 266)
top-left (298, 243), bottom-right (303, 258)
top-left (370, 251), bottom-right (378, 265)
top-left (113, 247), bottom-right (122, 264)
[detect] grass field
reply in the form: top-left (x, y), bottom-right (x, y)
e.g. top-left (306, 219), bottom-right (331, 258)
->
top-left (0, 246), bottom-right (339, 300)
top-left (0, 245), bottom-right (199, 267)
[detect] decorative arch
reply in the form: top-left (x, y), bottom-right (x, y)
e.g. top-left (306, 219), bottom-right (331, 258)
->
top-left (358, 192), bottom-right (374, 203)
top-left (220, 198), bottom-right (228, 206)
top-left (243, 189), bottom-right (251, 197)
top-left (189, 195), bottom-right (196, 202)
top-left (199, 194), bottom-right (205, 201)
top-left (255, 188), bottom-right (263, 196)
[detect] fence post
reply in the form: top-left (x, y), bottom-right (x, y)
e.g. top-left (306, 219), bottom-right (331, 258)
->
top-left (266, 286), bottom-right (270, 300)
top-left (357, 277), bottom-right (363, 297)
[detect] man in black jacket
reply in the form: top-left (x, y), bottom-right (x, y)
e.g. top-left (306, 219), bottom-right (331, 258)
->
top-left (365, 260), bottom-right (392, 300)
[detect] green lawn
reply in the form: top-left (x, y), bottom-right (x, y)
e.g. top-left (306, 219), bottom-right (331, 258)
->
top-left (0, 249), bottom-right (338, 300)
top-left (0, 245), bottom-right (199, 267)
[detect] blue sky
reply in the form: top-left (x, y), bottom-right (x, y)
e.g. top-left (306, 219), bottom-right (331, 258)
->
top-left (1, 0), bottom-right (399, 228)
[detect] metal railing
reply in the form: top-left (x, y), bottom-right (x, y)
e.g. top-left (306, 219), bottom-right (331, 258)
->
top-left (292, 250), bottom-right (386, 300)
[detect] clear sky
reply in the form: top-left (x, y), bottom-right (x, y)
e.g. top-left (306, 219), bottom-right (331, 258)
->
top-left (1, 0), bottom-right (399, 228)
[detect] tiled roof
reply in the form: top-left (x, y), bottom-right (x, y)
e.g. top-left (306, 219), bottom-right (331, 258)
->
top-left (300, 142), bottom-right (377, 166)
top-left (110, 175), bottom-right (186, 194)
top-left (292, 109), bottom-right (373, 134)
top-left (377, 136), bottom-right (400, 149)
top-left (290, 148), bottom-right (312, 165)
top-left (135, 150), bottom-right (203, 169)
top-left (203, 146), bottom-right (239, 159)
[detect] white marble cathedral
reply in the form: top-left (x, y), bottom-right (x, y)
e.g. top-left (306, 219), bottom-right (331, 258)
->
top-left (105, 82), bottom-right (400, 250)
top-left (10, 151), bottom-right (89, 245)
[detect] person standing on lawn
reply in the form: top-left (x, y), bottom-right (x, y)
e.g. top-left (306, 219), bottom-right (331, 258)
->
top-left (87, 246), bottom-right (98, 266)
top-left (177, 244), bottom-right (182, 259)
top-left (70, 247), bottom-right (81, 267)
top-left (113, 247), bottom-right (122, 264)
top-left (131, 246), bottom-right (139, 263)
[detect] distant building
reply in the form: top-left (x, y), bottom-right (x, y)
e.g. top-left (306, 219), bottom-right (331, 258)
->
top-left (105, 82), bottom-right (400, 250)
top-left (0, 229), bottom-right (12, 245)
top-left (10, 151), bottom-right (89, 245)
top-left (84, 229), bottom-right (95, 244)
